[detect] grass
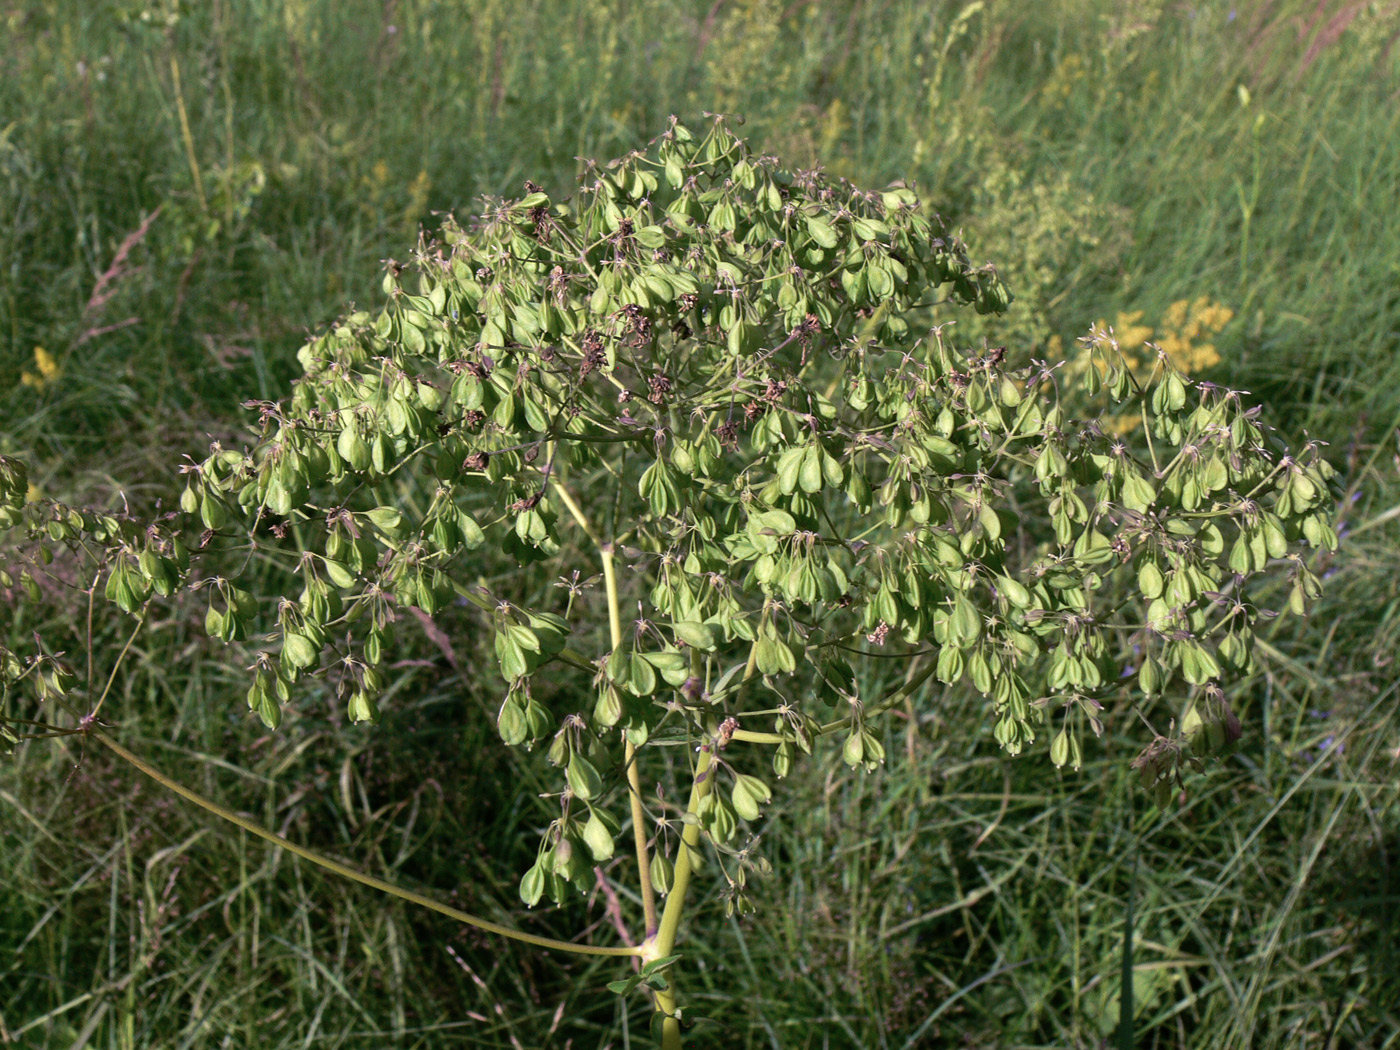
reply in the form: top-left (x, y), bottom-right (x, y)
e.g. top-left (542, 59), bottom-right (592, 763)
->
top-left (5, 0), bottom-right (1400, 1046)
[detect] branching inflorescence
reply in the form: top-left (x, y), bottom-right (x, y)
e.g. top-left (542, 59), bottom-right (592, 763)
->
top-left (0, 117), bottom-right (1337, 1045)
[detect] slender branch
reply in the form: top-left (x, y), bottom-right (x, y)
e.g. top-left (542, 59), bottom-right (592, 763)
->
top-left (742, 630), bottom-right (761, 682)
top-left (602, 542), bottom-right (660, 937)
top-left (556, 473), bottom-right (660, 938)
top-left (85, 573), bottom-right (97, 701)
top-left (90, 729), bottom-right (639, 958)
top-left (553, 646), bottom-right (599, 674)
top-left (551, 475), bottom-right (601, 547)
top-left (90, 610), bottom-right (148, 720)
top-left (728, 659), bottom-right (939, 745)
top-left (624, 739), bottom-right (657, 936)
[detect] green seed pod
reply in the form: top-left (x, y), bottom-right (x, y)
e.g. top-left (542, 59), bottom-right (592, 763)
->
top-left (842, 732), bottom-right (864, 769)
top-left (773, 740), bottom-right (794, 779)
top-left (496, 695), bottom-right (527, 746)
top-left (583, 809), bottom-right (615, 861)
top-left (859, 729), bottom-right (886, 770)
top-left (547, 731), bottom-right (570, 768)
top-left (112, 566), bottom-right (145, 614)
top-left (1139, 657), bottom-right (1161, 697)
top-left (731, 779), bottom-right (760, 821)
top-left (519, 863), bottom-right (546, 907)
top-left (148, 555), bottom-right (177, 596)
top-left (523, 699), bottom-right (553, 743)
top-left (338, 427), bottom-right (371, 472)
top-left (550, 836), bottom-right (574, 876)
top-left (282, 632), bottom-right (318, 670)
top-left (731, 774), bottom-right (771, 821)
top-left (200, 492), bottom-right (228, 531)
top-left (370, 432), bottom-right (393, 474)
top-left (594, 683), bottom-right (624, 728)
top-left (566, 754), bottom-right (603, 801)
top-left (1181, 701), bottom-right (1206, 749)
top-left (347, 691), bottom-right (379, 723)
top-left (650, 852), bottom-right (674, 896)
top-left (706, 794), bottom-right (737, 843)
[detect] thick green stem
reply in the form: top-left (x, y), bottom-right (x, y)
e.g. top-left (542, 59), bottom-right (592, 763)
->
top-left (643, 636), bottom-right (761, 1047)
top-left (600, 543), bottom-right (625, 653)
top-left (92, 729), bottom-right (639, 958)
top-left (646, 747), bottom-right (714, 1049)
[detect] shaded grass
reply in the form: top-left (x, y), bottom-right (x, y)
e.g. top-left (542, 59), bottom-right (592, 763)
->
top-left (9, 646), bottom-right (1391, 1047)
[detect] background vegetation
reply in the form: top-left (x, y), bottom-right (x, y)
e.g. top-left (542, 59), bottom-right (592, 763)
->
top-left (3, 0), bottom-right (1399, 1046)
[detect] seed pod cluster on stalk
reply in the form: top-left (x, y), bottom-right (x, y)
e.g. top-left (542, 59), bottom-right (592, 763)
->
top-left (1, 116), bottom-right (1335, 896)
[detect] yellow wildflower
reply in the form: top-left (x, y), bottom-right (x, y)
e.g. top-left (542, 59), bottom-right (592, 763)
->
top-left (1180, 343), bottom-right (1222, 372)
top-left (1159, 297), bottom-right (1233, 374)
top-left (405, 169), bottom-right (432, 220)
top-left (1194, 301), bottom-right (1234, 333)
top-left (1042, 53), bottom-right (1087, 105)
top-left (1054, 295), bottom-right (1233, 385)
top-left (1163, 298), bottom-right (1192, 331)
top-left (1113, 310), bottom-right (1153, 351)
top-left (20, 347), bottom-right (61, 389)
top-left (358, 160), bottom-right (393, 219)
top-left (35, 347), bottom-right (59, 379)
top-left (819, 98), bottom-right (848, 160)
top-left (1158, 332), bottom-right (1191, 364)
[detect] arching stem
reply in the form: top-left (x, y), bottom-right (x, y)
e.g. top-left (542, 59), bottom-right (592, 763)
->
top-left (91, 729), bottom-right (639, 958)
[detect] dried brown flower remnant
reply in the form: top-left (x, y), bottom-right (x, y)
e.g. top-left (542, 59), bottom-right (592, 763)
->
top-left (580, 330), bottom-right (607, 378)
top-left (622, 303), bottom-right (653, 349)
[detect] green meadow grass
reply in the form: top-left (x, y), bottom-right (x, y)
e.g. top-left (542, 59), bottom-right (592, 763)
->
top-left (4, 1), bottom-right (1400, 1046)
